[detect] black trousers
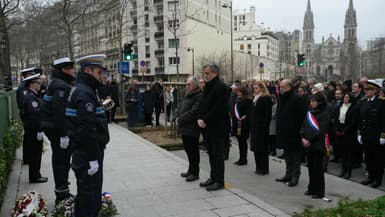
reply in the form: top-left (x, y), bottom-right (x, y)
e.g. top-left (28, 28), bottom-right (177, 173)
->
top-left (25, 129), bottom-right (43, 180)
top-left (45, 130), bottom-right (72, 199)
top-left (237, 136), bottom-right (248, 163)
top-left (182, 135), bottom-right (200, 176)
top-left (352, 140), bottom-right (363, 166)
top-left (206, 135), bottom-right (225, 185)
top-left (269, 135), bottom-right (276, 154)
top-left (254, 151), bottom-right (269, 173)
top-left (333, 134), bottom-right (343, 160)
top-left (341, 134), bottom-right (354, 171)
top-left (110, 106), bottom-right (117, 122)
top-left (72, 149), bottom-right (104, 217)
top-left (23, 125), bottom-right (29, 164)
top-left (363, 140), bottom-right (384, 182)
top-left (307, 151), bottom-right (325, 197)
top-left (144, 113), bottom-right (152, 126)
top-left (154, 105), bottom-right (162, 126)
top-left (283, 147), bottom-right (303, 181)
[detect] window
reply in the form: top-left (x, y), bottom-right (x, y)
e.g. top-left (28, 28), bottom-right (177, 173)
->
top-left (248, 44), bottom-right (252, 50)
top-left (258, 44), bottom-right (260, 49)
top-left (145, 37), bottom-right (150, 43)
top-left (240, 44), bottom-right (244, 50)
top-left (168, 38), bottom-right (180, 48)
top-left (168, 1), bottom-right (179, 11)
top-left (168, 19), bottom-right (179, 29)
top-left (258, 51), bottom-right (260, 56)
top-left (169, 57), bottom-right (180, 64)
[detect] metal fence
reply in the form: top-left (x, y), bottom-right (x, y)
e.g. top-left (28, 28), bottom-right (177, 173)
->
top-left (0, 90), bottom-right (19, 144)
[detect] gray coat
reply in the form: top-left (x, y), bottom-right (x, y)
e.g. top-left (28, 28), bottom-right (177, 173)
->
top-left (175, 88), bottom-right (202, 138)
top-left (269, 103), bottom-right (277, 135)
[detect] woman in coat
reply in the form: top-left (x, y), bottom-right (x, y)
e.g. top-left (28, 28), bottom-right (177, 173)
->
top-left (301, 92), bottom-right (330, 199)
top-left (269, 94), bottom-right (278, 156)
top-left (142, 84), bottom-right (155, 127)
top-left (250, 81), bottom-right (272, 175)
top-left (232, 87), bottom-right (252, 165)
top-left (335, 93), bottom-right (356, 179)
top-left (125, 86), bottom-right (138, 127)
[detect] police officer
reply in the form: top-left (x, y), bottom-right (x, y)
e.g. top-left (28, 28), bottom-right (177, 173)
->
top-left (66, 54), bottom-right (110, 217)
top-left (41, 58), bottom-right (76, 203)
top-left (357, 81), bottom-right (385, 188)
top-left (22, 73), bottom-right (48, 183)
top-left (17, 68), bottom-right (41, 164)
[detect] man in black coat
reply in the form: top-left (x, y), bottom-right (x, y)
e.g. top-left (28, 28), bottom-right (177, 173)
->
top-left (275, 79), bottom-right (306, 187)
top-left (357, 81), bottom-right (385, 188)
top-left (198, 64), bottom-right (229, 191)
top-left (41, 57), bottom-right (76, 203)
top-left (152, 79), bottom-right (164, 126)
top-left (175, 77), bottom-right (202, 182)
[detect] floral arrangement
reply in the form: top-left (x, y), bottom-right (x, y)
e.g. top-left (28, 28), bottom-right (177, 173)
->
top-left (52, 192), bottom-right (118, 217)
top-left (11, 191), bottom-right (48, 217)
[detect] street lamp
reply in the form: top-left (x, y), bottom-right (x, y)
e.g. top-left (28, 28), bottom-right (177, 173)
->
top-left (222, 2), bottom-right (233, 82)
top-left (187, 47), bottom-right (195, 76)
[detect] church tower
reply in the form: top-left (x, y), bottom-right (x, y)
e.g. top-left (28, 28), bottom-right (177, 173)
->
top-left (343, 0), bottom-right (358, 77)
top-left (303, 0), bottom-right (315, 76)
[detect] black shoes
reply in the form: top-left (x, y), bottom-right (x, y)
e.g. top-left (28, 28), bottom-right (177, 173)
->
top-left (185, 175), bottom-right (199, 182)
top-left (30, 177), bottom-right (48, 183)
top-left (287, 181), bottom-right (298, 187)
top-left (200, 178), bottom-right (214, 187)
top-left (275, 176), bottom-right (291, 182)
top-left (311, 195), bottom-right (323, 199)
top-left (234, 160), bottom-right (247, 166)
top-left (255, 171), bottom-right (268, 176)
top-left (369, 181), bottom-right (381, 188)
top-left (338, 170), bottom-right (346, 177)
top-left (360, 178), bottom-right (373, 185)
top-left (206, 182), bottom-right (224, 191)
top-left (304, 191), bottom-right (313, 196)
top-left (181, 172), bottom-right (190, 178)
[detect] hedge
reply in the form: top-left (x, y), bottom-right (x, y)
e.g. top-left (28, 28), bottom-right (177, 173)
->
top-left (0, 120), bottom-right (23, 207)
top-left (294, 196), bottom-right (385, 217)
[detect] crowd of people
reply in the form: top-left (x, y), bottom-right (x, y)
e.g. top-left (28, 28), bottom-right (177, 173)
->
top-left (174, 64), bottom-right (385, 199)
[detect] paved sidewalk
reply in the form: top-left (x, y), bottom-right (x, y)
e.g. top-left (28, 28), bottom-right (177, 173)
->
top-left (1, 124), bottom-right (288, 217)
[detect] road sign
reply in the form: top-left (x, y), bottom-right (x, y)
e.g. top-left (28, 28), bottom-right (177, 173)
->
top-left (140, 60), bottom-right (146, 67)
top-left (259, 62), bottom-right (264, 68)
top-left (118, 61), bottom-right (130, 75)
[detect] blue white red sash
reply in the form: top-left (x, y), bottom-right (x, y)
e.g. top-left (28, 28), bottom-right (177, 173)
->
top-left (306, 111), bottom-right (331, 155)
top-left (234, 103), bottom-right (242, 136)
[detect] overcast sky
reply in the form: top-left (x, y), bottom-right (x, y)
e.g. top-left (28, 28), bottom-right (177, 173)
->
top-left (233, 0), bottom-right (385, 48)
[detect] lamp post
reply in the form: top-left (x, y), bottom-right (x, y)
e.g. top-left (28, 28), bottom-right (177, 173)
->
top-left (187, 48), bottom-right (195, 76)
top-left (222, 2), bottom-right (233, 82)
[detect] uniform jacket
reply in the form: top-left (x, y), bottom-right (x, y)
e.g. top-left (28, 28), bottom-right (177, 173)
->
top-left (276, 90), bottom-right (306, 149)
top-left (357, 97), bottom-right (385, 142)
top-left (41, 70), bottom-right (75, 137)
top-left (23, 89), bottom-right (43, 132)
top-left (249, 95), bottom-right (272, 152)
top-left (174, 88), bottom-right (202, 138)
top-left (16, 82), bottom-right (28, 119)
top-left (65, 72), bottom-right (110, 161)
top-left (198, 76), bottom-right (230, 136)
top-left (301, 105), bottom-right (330, 153)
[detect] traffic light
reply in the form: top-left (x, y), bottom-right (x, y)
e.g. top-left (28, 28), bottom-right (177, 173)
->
top-left (297, 54), bottom-right (306, 67)
top-left (123, 43), bottom-right (133, 61)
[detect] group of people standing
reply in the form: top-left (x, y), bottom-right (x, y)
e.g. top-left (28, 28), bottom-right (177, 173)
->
top-left (175, 64), bottom-right (385, 200)
top-left (16, 54), bottom-right (111, 217)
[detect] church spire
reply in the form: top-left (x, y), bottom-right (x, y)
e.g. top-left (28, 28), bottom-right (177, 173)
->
top-left (307, 0), bottom-right (311, 11)
top-left (303, 0), bottom-right (314, 29)
top-left (345, 0), bottom-right (357, 27)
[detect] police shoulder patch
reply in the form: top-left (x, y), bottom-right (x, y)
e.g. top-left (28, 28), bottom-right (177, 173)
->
top-left (58, 90), bottom-right (65, 98)
top-left (23, 90), bottom-right (28, 95)
top-left (85, 103), bottom-right (95, 112)
top-left (32, 101), bottom-right (38, 108)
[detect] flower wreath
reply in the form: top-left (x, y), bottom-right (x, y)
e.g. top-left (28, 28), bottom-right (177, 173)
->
top-left (52, 192), bottom-right (118, 217)
top-left (11, 191), bottom-right (48, 217)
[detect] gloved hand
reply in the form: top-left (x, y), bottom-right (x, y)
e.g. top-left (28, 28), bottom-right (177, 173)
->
top-left (88, 160), bottom-right (99, 176)
top-left (380, 138), bottom-right (385, 145)
top-left (60, 136), bottom-right (70, 149)
top-left (37, 132), bottom-right (44, 141)
top-left (357, 135), bottom-right (363, 145)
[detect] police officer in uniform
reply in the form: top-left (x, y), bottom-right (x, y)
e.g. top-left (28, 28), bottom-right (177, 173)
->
top-left (66, 54), bottom-right (110, 217)
top-left (42, 58), bottom-right (76, 203)
top-left (22, 73), bottom-right (48, 183)
top-left (357, 81), bottom-right (385, 188)
top-left (17, 67), bottom-right (41, 164)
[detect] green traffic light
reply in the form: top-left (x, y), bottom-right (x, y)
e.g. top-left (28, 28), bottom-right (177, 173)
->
top-left (124, 54), bottom-right (133, 61)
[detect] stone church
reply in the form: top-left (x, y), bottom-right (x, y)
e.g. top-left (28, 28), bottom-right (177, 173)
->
top-left (302, 0), bottom-right (359, 79)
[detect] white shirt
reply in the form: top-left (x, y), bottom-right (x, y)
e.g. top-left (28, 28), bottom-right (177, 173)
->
top-left (338, 103), bottom-right (351, 124)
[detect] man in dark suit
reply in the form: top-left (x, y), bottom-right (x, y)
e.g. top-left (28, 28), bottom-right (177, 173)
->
top-left (275, 79), bottom-right (306, 187)
top-left (198, 64), bottom-right (229, 191)
top-left (357, 81), bottom-right (385, 188)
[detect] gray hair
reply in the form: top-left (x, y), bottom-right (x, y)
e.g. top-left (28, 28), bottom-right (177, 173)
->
top-left (187, 76), bottom-right (199, 87)
top-left (203, 64), bottom-right (220, 74)
top-left (281, 79), bottom-right (293, 88)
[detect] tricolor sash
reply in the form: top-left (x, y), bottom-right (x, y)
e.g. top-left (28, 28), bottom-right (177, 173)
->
top-left (306, 111), bottom-right (331, 156)
top-left (233, 103), bottom-right (242, 136)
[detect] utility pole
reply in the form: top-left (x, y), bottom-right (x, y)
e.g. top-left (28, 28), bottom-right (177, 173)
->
top-left (222, 2), bottom-right (233, 82)
top-left (187, 48), bottom-right (195, 76)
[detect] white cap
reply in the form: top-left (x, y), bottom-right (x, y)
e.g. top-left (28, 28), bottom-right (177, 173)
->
top-left (23, 73), bottom-right (41, 83)
top-left (313, 83), bottom-right (325, 91)
top-left (76, 54), bottom-right (107, 69)
top-left (53, 57), bottom-right (73, 66)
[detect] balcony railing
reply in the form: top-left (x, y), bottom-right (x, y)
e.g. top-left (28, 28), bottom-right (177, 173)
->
top-left (154, 32), bottom-right (164, 40)
top-left (154, 0), bottom-right (163, 6)
top-left (155, 66), bottom-right (165, 74)
top-left (154, 15), bottom-right (163, 23)
top-left (155, 49), bottom-right (164, 56)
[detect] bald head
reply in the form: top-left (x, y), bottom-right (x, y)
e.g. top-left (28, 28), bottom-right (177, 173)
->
top-left (280, 79), bottom-right (293, 94)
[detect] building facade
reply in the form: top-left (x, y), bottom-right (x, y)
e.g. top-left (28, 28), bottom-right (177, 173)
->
top-left (123, 0), bottom-right (231, 82)
top-left (274, 30), bottom-right (303, 65)
top-left (302, 0), bottom-right (359, 79)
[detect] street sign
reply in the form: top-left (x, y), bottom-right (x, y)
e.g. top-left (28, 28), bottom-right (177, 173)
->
top-left (140, 60), bottom-right (146, 67)
top-left (259, 68), bottom-right (264, 74)
top-left (259, 62), bottom-right (264, 68)
top-left (118, 61), bottom-right (130, 75)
